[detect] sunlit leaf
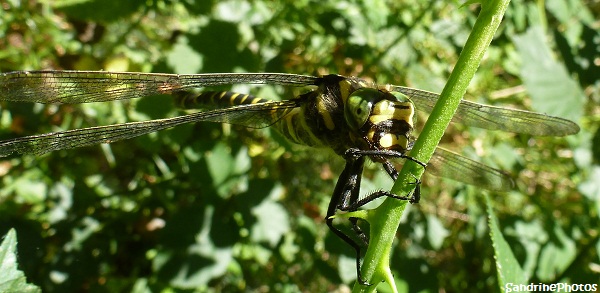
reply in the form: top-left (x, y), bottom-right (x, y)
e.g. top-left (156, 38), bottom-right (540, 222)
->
top-left (0, 229), bottom-right (41, 293)
top-left (536, 223), bottom-right (577, 281)
top-left (426, 215), bottom-right (449, 250)
top-left (513, 26), bottom-right (585, 122)
top-left (250, 184), bottom-right (289, 247)
top-left (487, 197), bottom-right (528, 287)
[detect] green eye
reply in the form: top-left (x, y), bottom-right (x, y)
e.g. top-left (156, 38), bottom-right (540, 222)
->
top-left (391, 91), bottom-right (410, 102)
top-left (345, 88), bottom-right (379, 131)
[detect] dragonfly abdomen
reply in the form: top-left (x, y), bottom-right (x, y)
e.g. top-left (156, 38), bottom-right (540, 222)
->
top-left (175, 90), bottom-right (345, 151)
top-left (175, 91), bottom-right (270, 109)
top-left (273, 106), bottom-right (334, 149)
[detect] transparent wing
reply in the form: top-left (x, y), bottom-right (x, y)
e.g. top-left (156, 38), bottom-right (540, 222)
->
top-left (426, 147), bottom-right (515, 191)
top-left (0, 70), bottom-right (319, 103)
top-left (384, 85), bottom-right (580, 137)
top-left (0, 100), bottom-right (300, 156)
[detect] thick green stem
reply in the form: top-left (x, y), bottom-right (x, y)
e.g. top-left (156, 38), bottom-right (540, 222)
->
top-left (352, 1), bottom-right (511, 292)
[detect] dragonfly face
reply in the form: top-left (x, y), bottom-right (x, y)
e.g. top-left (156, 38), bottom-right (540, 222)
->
top-left (0, 70), bottom-right (580, 285)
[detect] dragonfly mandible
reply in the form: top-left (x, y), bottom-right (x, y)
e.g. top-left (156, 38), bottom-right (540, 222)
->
top-left (0, 70), bottom-right (580, 284)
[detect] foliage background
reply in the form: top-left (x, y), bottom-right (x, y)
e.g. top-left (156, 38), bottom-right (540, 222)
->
top-left (0, 0), bottom-right (597, 292)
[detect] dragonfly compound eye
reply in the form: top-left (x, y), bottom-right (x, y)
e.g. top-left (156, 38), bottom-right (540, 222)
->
top-left (345, 88), bottom-right (380, 131)
top-left (390, 91), bottom-right (411, 103)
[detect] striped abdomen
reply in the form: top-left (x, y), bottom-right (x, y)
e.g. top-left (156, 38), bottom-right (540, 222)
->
top-left (174, 91), bottom-right (326, 148)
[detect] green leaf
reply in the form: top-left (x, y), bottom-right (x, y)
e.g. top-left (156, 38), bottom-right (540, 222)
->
top-left (250, 184), bottom-right (289, 247)
top-left (512, 220), bottom-right (547, 277)
top-left (278, 233), bottom-right (299, 263)
top-left (5, 169), bottom-right (48, 204)
top-left (152, 206), bottom-right (235, 289)
top-left (339, 254), bottom-right (359, 284)
top-left (536, 223), bottom-right (576, 281)
top-left (486, 196), bottom-right (528, 288)
top-left (206, 142), bottom-right (250, 197)
top-left (0, 229), bottom-right (41, 293)
top-left (513, 26), bottom-right (585, 123)
top-left (578, 166), bottom-right (600, 206)
top-left (166, 36), bottom-right (203, 74)
top-left (55, 0), bottom-right (145, 22)
top-left (426, 215), bottom-right (450, 250)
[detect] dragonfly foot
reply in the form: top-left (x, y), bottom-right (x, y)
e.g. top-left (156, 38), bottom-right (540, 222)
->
top-left (407, 174), bottom-right (422, 204)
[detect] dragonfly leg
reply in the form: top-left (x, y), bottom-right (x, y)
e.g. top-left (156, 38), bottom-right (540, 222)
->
top-left (381, 160), bottom-right (422, 204)
top-left (409, 174), bottom-right (422, 204)
top-left (327, 150), bottom-right (424, 285)
top-left (327, 155), bottom-right (372, 286)
top-left (344, 148), bottom-right (427, 168)
top-left (344, 147), bottom-right (424, 203)
top-left (343, 171), bottom-right (422, 212)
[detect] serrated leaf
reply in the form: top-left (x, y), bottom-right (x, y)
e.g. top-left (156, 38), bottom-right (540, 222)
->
top-left (0, 229), bottom-right (41, 293)
top-left (486, 196), bottom-right (528, 288)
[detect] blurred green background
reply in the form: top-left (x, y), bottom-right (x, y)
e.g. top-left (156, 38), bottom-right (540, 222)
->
top-left (0, 0), bottom-right (597, 292)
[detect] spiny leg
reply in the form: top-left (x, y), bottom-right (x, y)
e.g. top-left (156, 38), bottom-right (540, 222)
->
top-left (346, 147), bottom-right (425, 203)
top-left (326, 156), bottom-right (372, 286)
top-left (345, 148), bottom-right (427, 168)
top-left (326, 149), bottom-right (424, 285)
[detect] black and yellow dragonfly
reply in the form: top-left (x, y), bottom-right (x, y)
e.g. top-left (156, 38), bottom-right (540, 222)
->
top-left (0, 71), bottom-right (580, 284)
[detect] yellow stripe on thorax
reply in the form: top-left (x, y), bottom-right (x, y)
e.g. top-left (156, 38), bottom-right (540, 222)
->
top-left (316, 99), bottom-right (335, 130)
top-left (368, 100), bottom-right (414, 125)
top-left (339, 80), bottom-right (353, 104)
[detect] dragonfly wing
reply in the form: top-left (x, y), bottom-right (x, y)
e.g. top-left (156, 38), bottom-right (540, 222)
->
top-left (385, 85), bottom-right (580, 137)
top-left (0, 71), bottom-right (319, 103)
top-left (195, 99), bottom-right (301, 126)
top-left (426, 147), bottom-right (515, 191)
top-left (0, 100), bottom-right (299, 156)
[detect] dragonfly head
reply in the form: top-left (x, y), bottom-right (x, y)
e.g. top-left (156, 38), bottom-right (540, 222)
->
top-left (344, 88), bottom-right (415, 153)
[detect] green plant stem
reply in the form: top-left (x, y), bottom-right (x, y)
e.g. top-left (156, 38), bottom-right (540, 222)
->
top-left (352, 0), bottom-right (511, 292)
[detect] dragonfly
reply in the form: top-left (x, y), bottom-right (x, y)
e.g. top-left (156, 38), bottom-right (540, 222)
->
top-left (0, 70), bottom-right (580, 284)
